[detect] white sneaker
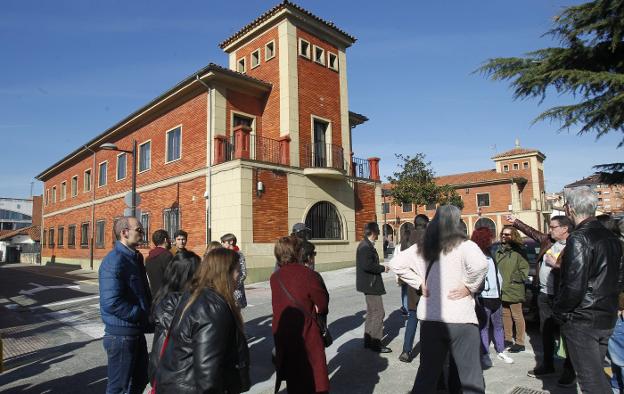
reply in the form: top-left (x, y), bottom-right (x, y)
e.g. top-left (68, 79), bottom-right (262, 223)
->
top-left (497, 352), bottom-right (514, 364)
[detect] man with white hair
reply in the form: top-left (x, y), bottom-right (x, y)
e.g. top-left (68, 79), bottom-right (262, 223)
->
top-left (553, 187), bottom-right (623, 393)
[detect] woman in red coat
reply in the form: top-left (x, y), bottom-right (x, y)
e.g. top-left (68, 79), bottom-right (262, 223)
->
top-left (271, 235), bottom-right (330, 394)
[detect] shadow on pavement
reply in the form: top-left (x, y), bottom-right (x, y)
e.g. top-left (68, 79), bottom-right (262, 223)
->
top-left (328, 338), bottom-right (389, 393)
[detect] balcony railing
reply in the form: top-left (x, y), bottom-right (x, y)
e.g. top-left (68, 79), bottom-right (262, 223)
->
top-left (351, 157), bottom-right (371, 179)
top-left (301, 142), bottom-right (346, 171)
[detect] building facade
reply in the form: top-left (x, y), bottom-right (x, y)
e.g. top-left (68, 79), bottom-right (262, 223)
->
top-left (36, 2), bottom-right (382, 281)
top-left (564, 174), bottom-right (624, 216)
top-left (0, 198), bottom-right (35, 232)
top-left (382, 143), bottom-right (551, 243)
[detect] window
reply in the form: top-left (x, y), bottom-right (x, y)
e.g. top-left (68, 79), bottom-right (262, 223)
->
top-left (305, 201), bottom-right (342, 240)
top-left (299, 38), bottom-right (310, 58)
top-left (251, 49), bottom-right (260, 68)
top-left (503, 165), bottom-right (509, 172)
top-left (163, 207), bottom-right (180, 237)
top-left (426, 202), bottom-right (437, 211)
top-left (84, 169), bottom-right (92, 192)
top-left (45, 189), bottom-right (49, 205)
top-left (513, 163), bottom-right (519, 170)
top-left (477, 193), bottom-right (490, 207)
top-left (140, 212), bottom-right (150, 245)
top-left (523, 162), bottom-right (529, 169)
top-left (313, 45), bottom-right (325, 65)
top-left (233, 114), bottom-right (253, 128)
top-left (139, 141), bottom-right (151, 172)
top-left (60, 182), bottom-right (66, 201)
top-left (166, 127), bottom-right (182, 163)
top-left (327, 52), bottom-right (338, 71)
top-left (265, 40), bottom-right (275, 61)
top-left (49, 228), bottom-right (55, 247)
top-left (98, 161), bottom-right (107, 187)
top-left (402, 203), bottom-right (412, 213)
top-left (237, 57), bottom-right (246, 73)
top-left (382, 202), bottom-right (390, 214)
top-left (96, 220), bottom-right (105, 248)
top-left (52, 186), bottom-right (57, 203)
top-left (68, 225), bottom-right (76, 247)
top-left (117, 153), bottom-right (127, 181)
top-left (71, 176), bottom-right (78, 197)
top-left (57, 226), bottom-right (64, 247)
top-left (312, 118), bottom-right (329, 167)
top-left (80, 222), bottom-right (90, 247)
top-left (43, 230), bottom-right (47, 247)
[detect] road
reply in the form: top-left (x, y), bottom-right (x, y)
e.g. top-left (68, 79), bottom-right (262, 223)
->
top-left (0, 262), bottom-right (580, 393)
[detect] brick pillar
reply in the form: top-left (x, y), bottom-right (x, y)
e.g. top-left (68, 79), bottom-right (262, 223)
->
top-left (213, 135), bottom-right (227, 164)
top-left (368, 157), bottom-right (380, 181)
top-left (233, 125), bottom-right (251, 160)
top-left (279, 135), bottom-right (291, 166)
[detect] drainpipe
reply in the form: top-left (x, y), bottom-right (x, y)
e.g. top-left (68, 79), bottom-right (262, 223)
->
top-left (196, 75), bottom-right (213, 243)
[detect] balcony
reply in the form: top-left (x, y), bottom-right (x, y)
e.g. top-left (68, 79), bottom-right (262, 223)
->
top-left (214, 125), bottom-right (290, 166)
top-left (301, 142), bottom-right (346, 179)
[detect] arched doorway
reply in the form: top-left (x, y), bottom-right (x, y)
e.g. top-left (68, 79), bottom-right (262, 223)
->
top-left (474, 217), bottom-right (496, 236)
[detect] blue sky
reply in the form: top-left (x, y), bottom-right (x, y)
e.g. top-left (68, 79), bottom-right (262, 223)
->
top-left (1, 0), bottom-right (620, 199)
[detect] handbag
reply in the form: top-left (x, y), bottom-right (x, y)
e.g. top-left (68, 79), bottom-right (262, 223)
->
top-left (226, 323), bottom-right (251, 393)
top-left (276, 271), bottom-right (333, 347)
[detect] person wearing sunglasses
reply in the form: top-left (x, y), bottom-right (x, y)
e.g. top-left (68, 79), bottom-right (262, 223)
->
top-left (99, 216), bottom-right (153, 394)
top-left (496, 226), bottom-right (529, 354)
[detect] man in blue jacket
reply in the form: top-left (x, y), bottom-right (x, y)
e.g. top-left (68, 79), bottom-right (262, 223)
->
top-left (99, 216), bottom-right (152, 394)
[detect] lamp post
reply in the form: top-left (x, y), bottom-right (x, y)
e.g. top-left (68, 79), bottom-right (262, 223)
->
top-left (100, 140), bottom-right (138, 217)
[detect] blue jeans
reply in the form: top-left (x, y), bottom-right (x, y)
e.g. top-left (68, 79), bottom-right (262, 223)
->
top-left (403, 309), bottom-right (419, 353)
top-left (103, 334), bottom-right (149, 394)
top-left (609, 317), bottom-right (624, 393)
top-left (401, 284), bottom-right (409, 311)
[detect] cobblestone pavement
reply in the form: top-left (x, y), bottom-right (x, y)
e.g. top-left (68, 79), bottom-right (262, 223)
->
top-left (0, 263), bottom-right (582, 393)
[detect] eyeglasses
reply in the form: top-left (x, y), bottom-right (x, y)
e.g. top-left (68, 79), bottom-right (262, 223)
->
top-left (126, 227), bottom-right (144, 234)
top-left (501, 233), bottom-right (513, 237)
top-left (549, 225), bottom-right (561, 229)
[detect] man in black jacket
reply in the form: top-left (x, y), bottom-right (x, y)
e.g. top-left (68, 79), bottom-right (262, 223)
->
top-left (145, 229), bottom-right (172, 297)
top-left (356, 222), bottom-right (391, 353)
top-left (554, 186), bottom-right (623, 393)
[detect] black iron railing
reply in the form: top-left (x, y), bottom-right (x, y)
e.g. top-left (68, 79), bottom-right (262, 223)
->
top-left (252, 134), bottom-right (281, 164)
top-left (351, 157), bottom-right (371, 179)
top-left (301, 142), bottom-right (345, 171)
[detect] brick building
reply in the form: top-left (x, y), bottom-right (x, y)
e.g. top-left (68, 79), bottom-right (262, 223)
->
top-left (564, 174), bottom-right (624, 215)
top-left (36, 1), bottom-right (382, 281)
top-left (382, 142), bottom-right (551, 244)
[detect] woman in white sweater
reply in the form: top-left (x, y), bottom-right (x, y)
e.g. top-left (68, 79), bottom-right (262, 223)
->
top-left (390, 205), bottom-right (488, 394)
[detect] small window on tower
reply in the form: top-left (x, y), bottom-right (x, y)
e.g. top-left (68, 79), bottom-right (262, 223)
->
top-left (313, 45), bottom-right (325, 65)
top-left (513, 163), bottom-right (519, 170)
top-left (523, 161), bottom-right (529, 169)
top-left (503, 164), bottom-right (509, 172)
top-left (251, 49), bottom-right (260, 68)
top-left (237, 57), bottom-right (246, 73)
top-left (265, 40), bottom-right (275, 61)
top-left (299, 39), bottom-right (310, 59)
top-left (327, 52), bottom-right (338, 71)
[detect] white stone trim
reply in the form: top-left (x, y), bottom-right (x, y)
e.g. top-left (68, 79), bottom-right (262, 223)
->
top-left (338, 49), bottom-right (351, 159)
top-left (312, 45), bottom-right (325, 65)
top-left (116, 152), bottom-right (127, 181)
top-left (83, 168), bottom-right (92, 193)
top-left (265, 40), bottom-right (276, 61)
top-left (298, 38), bottom-right (311, 59)
top-left (97, 160), bottom-right (108, 188)
top-left (278, 20), bottom-right (300, 165)
top-left (327, 51), bottom-right (338, 71)
top-left (251, 48), bottom-right (261, 68)
top-left (138, 140), bottom-right (152, 173)
top-left (310, 114), bottom-right (333, 166)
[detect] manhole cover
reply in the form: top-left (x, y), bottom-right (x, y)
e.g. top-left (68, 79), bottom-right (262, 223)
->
top-left (508, 387), bottom-right (549, 394)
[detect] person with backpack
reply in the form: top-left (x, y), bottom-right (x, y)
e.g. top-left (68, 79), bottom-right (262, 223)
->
top-left (471, 227), bottom-right (513, 368)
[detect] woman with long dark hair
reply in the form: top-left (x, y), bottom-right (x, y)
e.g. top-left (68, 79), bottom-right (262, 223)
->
top-left (148, 250), bottom-right (200, 382)
top-left (471, 227), bottom-right (513, 368)
top-left (271, 235), bottom-right (330, 393)
top-left (402, 205), bottom-right (488, 393)
top-left (154, 248), bottom-right (250, 393)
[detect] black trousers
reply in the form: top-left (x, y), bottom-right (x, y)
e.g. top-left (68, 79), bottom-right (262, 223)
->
top-left (562, 321), bottom-right (612, 394)
top-left (537, 292), bottom-right (573, 372)
top-left (411, 321), bottom-right (485, 394)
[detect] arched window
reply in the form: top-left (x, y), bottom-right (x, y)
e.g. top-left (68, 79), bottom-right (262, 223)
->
top-left (305, 202), bottom-right (342, 240)
top-left (474, 217), bottom-right (496, 236)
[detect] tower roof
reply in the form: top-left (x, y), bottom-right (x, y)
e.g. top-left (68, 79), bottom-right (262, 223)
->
top-left (491, 147), bottom-right (545, 160)
top-left (219, 1), bottom-right (356, 51)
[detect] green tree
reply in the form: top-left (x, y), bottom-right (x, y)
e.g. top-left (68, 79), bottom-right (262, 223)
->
top-left (387, 154), bottom-right (464, 210)
top-left (477, 0), bottom-right (624, 146)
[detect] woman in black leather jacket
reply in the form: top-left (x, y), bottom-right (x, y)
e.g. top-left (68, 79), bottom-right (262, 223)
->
top-left (154, 248), bottom-right (250, 394)
top-left (148, 250), bottom-right (200, 383)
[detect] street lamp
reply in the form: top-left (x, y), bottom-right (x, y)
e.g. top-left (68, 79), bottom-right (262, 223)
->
top-left (99, 140), bottom-right (138, 217)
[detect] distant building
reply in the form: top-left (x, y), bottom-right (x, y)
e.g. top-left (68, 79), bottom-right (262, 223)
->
top-left (382, 142), bottom-right (551, 243)
top-left (564, 174), bottom-right (624, 216)
top-left (0, 196), bottom-right (41, 263)
top-left (0, 198), bottom-right (34, 231)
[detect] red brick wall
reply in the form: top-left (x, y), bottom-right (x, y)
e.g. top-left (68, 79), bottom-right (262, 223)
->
top-left (226, 90), bottom-right (265, 138)
top-left (252, 169), bottom-right (288, 243)
top-left (355, 182), bottom-right (376, 236)
top-left (296, 28), bottom-right (342, 163)
top-left (42, 92), bottom-right (208, 216)
top-left (42, 176), bottom-right (208, 261)
top-left (32, 195), bottom-right (42, 226)
top-left (498, 158), bottom-right (536, 210)
top-left (234, 27), bottom-right (280, 140)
